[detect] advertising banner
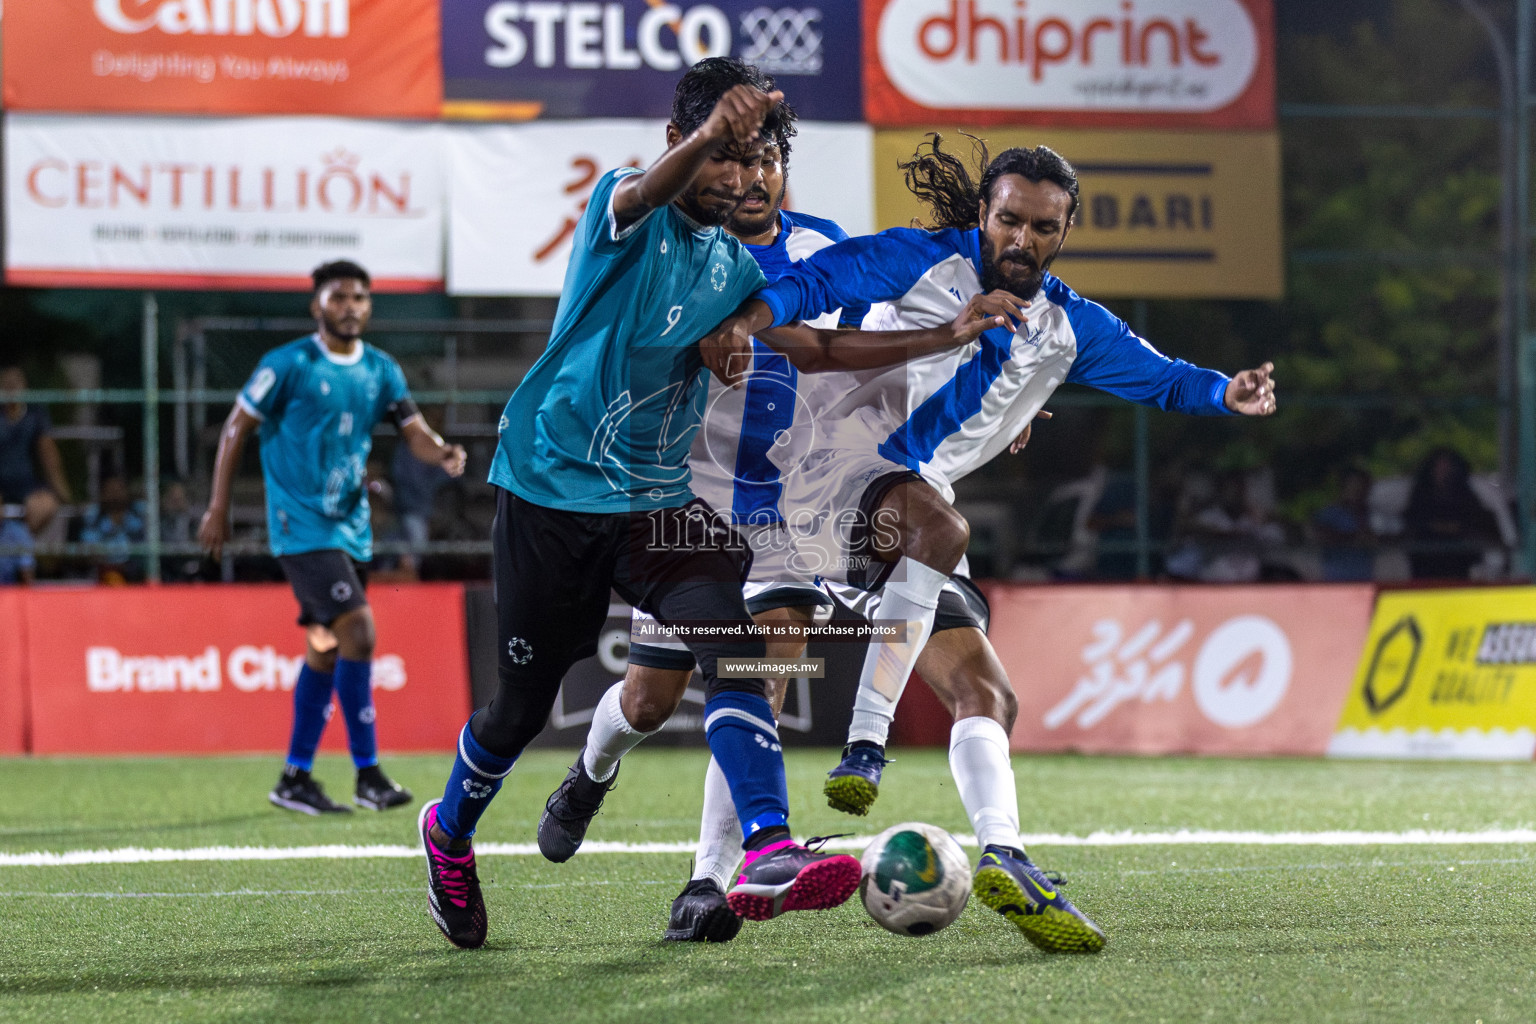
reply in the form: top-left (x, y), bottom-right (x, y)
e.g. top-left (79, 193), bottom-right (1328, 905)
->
top-left (447, 119), bottom-right (873, 296)
top-left (1331, 588), bottom-right (1536, 760)
top-left (24, 583), bottom-right (470, 755)
top-left (862, 0), bottom-right (1274, 129)
top-left (0, 591), bottom-right (27, 755)
top-left (988, 584), bottom-right (1374, 756)
top-left (4, 114), bottom-right (446, 291)
top-left (441, 1), bottom-right (861, 122)
top-left (2, 0), bottom-right (440, 119)
top-left (874, 127), bottom-right (1283, 299)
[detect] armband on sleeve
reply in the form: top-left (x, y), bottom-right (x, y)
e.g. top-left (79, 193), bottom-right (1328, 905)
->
top-left (386, 397), bottom-right (421, 429)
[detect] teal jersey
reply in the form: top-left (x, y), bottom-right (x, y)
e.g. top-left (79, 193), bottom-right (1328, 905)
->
top-left (491, 168), bottom-right (769, 512)
top-left (238, 334), bottom-right (413, 561)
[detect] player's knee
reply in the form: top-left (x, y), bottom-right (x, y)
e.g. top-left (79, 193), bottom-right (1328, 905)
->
top-left (905, 501), bottom-right (969, 573)
top-left (333, 609), bottom-right (376, 660)
top-left (621, 672), bottom-right (688, 732)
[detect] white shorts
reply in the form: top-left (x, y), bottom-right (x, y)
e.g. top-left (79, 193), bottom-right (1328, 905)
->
top-left (629, 520), bottom-right (833, 671)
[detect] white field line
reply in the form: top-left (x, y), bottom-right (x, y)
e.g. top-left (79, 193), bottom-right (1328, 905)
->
top-left (3, 829), bottom-right (1536, 867)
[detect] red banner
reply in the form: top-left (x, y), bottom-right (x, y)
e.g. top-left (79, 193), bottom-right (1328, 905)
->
top-left (862, 0), bottom-right (1275, 129)
top-left (23, 583), bottom-right (470, 755)
top-left (0, 591), bottom-right (27, 755)
top-left (981, 583), bottom-right (1374, 756)
top-left (2, 0), bottom-right (441, 118)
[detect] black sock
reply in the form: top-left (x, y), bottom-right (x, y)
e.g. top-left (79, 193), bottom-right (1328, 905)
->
top-left (282, 765), bottom-right (310, 782)
top-left (848, 740), bottom-right (884, 754)
top-left (744, 825), bottom-right (792, 852)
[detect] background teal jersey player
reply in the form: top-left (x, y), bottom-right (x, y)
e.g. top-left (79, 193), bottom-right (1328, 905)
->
top-left (491, 165), bottom-right (767, 512)
top-left (201, 260), bottom-right (467, 818)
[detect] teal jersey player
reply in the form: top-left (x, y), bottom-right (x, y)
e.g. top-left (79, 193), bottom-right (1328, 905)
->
top-left (237, 334), bottom-right (411, 562)
top-left (490, 167), bottom-right (768, 513)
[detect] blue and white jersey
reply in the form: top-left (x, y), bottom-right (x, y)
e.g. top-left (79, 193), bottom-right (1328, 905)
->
top-left (687, 209), bottom-right (862, 524)
top-left (491, 168), bottom-right (768, 513)
top-left (756, 225), bottom-right (1234, 495)
top-left (237, 335), bottom-right (414, 561)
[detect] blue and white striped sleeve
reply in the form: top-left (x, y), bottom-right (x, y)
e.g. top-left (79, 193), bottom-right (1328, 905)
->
top-left (1063, 294), bottom-right (1234, 416)
top-left (755, 227), bottom-right (952, 328)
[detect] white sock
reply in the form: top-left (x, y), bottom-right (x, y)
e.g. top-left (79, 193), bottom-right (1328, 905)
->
top-left (949, 715), bottom-right (1024, 851)
top-left (692, 756), bottom-right (742, 891)
top-left (847, 557), bottom-right (948, 745)
top-left (582, 682), bottom-right (655, 782)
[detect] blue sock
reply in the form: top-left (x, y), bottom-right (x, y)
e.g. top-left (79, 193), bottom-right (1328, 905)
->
top-left (285, 664), bottom-right (335, 773)
top-left (703, 692), bottom-right (789, 840)
top-left (333, 657), bottom-right (378, 770)
top-left (437, 719), bottom-right (517, 840)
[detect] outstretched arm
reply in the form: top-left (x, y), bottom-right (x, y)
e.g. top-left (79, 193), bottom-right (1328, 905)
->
top-left (702, 291), bottom-right (1026, 383)
top-left (609, 84), bottom-right (784, 232)
top-left (197, 405), bottom-right (260, 560)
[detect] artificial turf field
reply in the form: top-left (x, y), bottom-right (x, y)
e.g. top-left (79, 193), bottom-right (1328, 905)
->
top-left (2, 749), bottom-right (1534, 1024)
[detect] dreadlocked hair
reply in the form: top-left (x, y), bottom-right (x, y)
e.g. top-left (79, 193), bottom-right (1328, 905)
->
top-left (900, 132), bottom-right (1081, 230)
top-left (900, 133), bottom-right (988, 230)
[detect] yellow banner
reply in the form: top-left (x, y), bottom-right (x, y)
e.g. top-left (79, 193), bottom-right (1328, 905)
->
top-left (873, 128), bottom-right (1283, 299)
top-left (1330, 588), bottom-right (1536, 760)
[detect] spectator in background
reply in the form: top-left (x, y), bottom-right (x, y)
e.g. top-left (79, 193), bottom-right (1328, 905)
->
top-left (0, 515), bottom-right (35, 584)
top-left (1165, 468), bottom-right (1285, 583)
top-left (1313, 466), bottom-right (1376, 582)
top-left (390, 427), bottom-right (451, 555)
top-left (1405, 448), bottom-right (1500, 580)
top-left (79, 474), bottom-right (147, 584)
top-left (0, 366), bottom-right (72, 534)
top-left (159, 478), bottom-right (204, 582)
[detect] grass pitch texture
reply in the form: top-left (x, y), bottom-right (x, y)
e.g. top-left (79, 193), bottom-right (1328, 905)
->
top-left (2, 751), bottom-right (1534, 1023)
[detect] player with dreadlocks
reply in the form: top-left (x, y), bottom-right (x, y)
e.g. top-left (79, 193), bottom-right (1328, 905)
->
top-left (700, 133), bottom-right (1278, 953)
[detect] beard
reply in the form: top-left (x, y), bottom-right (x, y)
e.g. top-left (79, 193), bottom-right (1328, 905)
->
top-left (322, 312), bottom-right (364, 340)
top-left (728, 180), bottom-right (787, 237)
top-left (677, 186), bottom-right (741, 227)
top-left (979, 233), bottom-right (1058, 299)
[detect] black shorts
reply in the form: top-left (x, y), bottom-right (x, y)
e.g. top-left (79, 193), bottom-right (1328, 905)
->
top-left (933, 574), bottom-right (991, 634)
top-left (278, 550), bottom-right (369, 627)
top-left (847, 469), bottom-right (924, 592)
top-left (491, 488), bottom-right (758, 685)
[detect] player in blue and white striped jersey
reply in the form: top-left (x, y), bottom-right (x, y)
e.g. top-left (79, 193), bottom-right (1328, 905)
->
top-left (705, 134), bottom-right (1278, 952)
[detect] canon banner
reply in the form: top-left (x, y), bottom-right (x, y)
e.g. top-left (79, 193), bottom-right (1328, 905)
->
top-left (23, 583), bottom-right (470, 755)
top-left (986, 584), bottom-right (1374, 756)
top-left (2, 0), bottom-right (440, 118)
top-left (447, 119), bottom-right (874, 296)
top-left (4, 114), bottom-right (446, 291)
top-left (1332, 588), bottom-right (1536, 761)
top-left (441, 1), bottom-right (862, 121)
top-left (863, 0), bottom-right (1274, 129)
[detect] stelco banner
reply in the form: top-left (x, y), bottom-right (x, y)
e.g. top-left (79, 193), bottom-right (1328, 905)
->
top-left (874, 127), bottom-right (1282, 299)
top-left (987, 584), bottom-right (1374, 756)
top-left (1331, 588), bottom-right (1536, 761)
top-left (442, 1), bottom-right (862, 121)
top-left (447, 119), bottom-right (874, 295)
top-left (21, 583), bottom-right (471, 755)
top-left (863, 0), bottom-right (1274, 129)
top-left (1, 0), bottom-right (441, 118)
top-left (4, 114), bottom-right (446, 291)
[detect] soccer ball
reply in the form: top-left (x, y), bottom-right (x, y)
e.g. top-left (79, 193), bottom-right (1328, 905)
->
top-left (858, 822), bottom-right (971, 936)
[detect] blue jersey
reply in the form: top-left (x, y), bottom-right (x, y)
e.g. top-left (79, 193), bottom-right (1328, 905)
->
top-left (238, 335), bottom-right (413, 561)
top-left (686, 209), bottom-right (860, 524)
top-left (756, 226), bottom-right (1233, 494)
top-left (491, 168), bottom-right (769, 513)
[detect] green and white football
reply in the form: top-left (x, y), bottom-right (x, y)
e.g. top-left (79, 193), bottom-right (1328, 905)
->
top-left (858, 822), bottom-right (971, 936)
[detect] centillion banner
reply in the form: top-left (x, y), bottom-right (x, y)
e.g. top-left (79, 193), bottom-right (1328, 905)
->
top-left (1330, 588), bottom-right (1536, 760)
top-left (873, 127), bottom-right (1282, 299)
